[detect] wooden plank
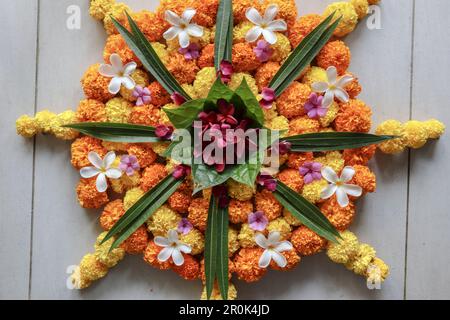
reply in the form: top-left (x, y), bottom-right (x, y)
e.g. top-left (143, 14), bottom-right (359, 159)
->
top-left (0, 0), bottom-right (37, 299)
top-left (406, 0), bottom-right (450, 300)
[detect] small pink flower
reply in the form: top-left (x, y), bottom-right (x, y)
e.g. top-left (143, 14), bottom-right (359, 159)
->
top-left (178, 43), bottom-right (200, 60)
top-left (177, 218), bottom-right (193, 235)
top-left (257, 174), bottom-right (277, 192)
top-left (171, 92), bottom-right (187, 106)
top-left (218, 60), bottom-right (233, 84)
top-left (254, 40), bottom-right (274, 62)
top-left (304, 93), bottom-right (328, 119)
top-left (155, 125), bottom-right (174, 140)
top-left (259, 87), bottom-right (276, 110)
top-left (172, 165), bottom-right (191, 180)
top-left (270, 141), bottom-right (292, 156)
top-left (299, 161), bottom-right (322, 184)
top-left (119, 155), bottom-right (140, 176)
top-left (132, 86), bottom-right (151, 106)
top-left (248, 211), bottom-right (269, 232)
top-left (217, 99), bottom-right (238, 126)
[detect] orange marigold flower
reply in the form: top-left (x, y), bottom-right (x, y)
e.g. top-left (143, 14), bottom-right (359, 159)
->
top-left (232, 43), bottom-right (261, 73)
top-left (334, 99), bottom-right (372, 133)
top-left (233, 0), bottom-right (261, 23)
top-left (289, 116), bottom-right (320, 136)
top-left (317, 40), bottom-right (351, 75)
top-left (262, 0), bottom-right (297, 28)
top-left (166, 53), bottom-right (199, 84)
top-left (100, 199), bottom-right (125, 231)
top-left (140, 164), bottom-right (167, 192)
top-left (168, 191), bottom-right (192, 214)
top-left (148, 81), bottom-right (171, 107)
top-left (345, 72), bottom-right (362, 99)
top-left (172, 254), bottom-right (200, 280)
top-left (277, 82), bottom-right (311, 119)
top-left (288, 14), bottom-right (322, 48)
top-left (198, 44), bottom-right (215, 69)
top-left (143, 240), bottom-right (172, 270)
top-left (343, 145), bottom-right (376, 166)
top-left (321, 197), bottom-right (355, 231)
top-left (156, 0), bottom-right (189, 18)
top-left (103, 34), bottom-right (140, 66)
top-left (255, 62), bottom-right (280, 92)
top-left (76, 178), bottom-right (109, 209)
top-left (291, 226), bottom-right (327, 256)
top-left (277, 169), bottom-right (304, 193)
top-left (350, 165), bottom-right (376, 193)
top-left (71, 136), bottom-right (107, 169)
top-left (270, 249), bottom-right (301, 271)
top-left (191, 0), bottom-right (219, 27)
top-left (129, 105), bottom-right (161, 126)
top-left (132, 10), bottom-right (167, 42)
top-left (188, 198), bottom-right (209, 232)
top-left (127, 144), bottom-right (157, 168)
top-left (233, 248), bottom-right (267, 282)
top-left (120, 226), bottom-right (149, 255)
top-left (255, 189), bottom-right (282, 221)
top-left (286, 152), bottom-right (314, 169)
top-left (229, 199), bottom-right (253, 224)
top-left (76, 99), bottom-right (107, 123)
top-left (81, 64), bottom-right (114, 102)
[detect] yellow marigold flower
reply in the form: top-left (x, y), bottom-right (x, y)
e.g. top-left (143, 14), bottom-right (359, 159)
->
top-left (89, 0), bottom-right (114, 20)
top-left (79, 253), bottom-right (108, 282)
top-left (238, 223), bottom-right (260, 248)
top-left (315, 151), bottom-right (345, 173)
top-left (267, 218), bottom-right (292, 241)
top-left (50, 110), bottom-right (80, 140)
top-left (151, 42), bottom-right (169, 64)
top-left (350, 0), bottom-right (370, 19)
top-left (271, 34), bottom-right (291, 62)
top-left (267, 115), bottom-right (289, 132)
top-left (70, 266), bottom-right (92, 290)
top-left (180, 228), bottom-right (205, 255)
top-left (229, 73), bottom-right (259, 96)
top-left (423, 119), bottom-right (446, 139)
top-left (181, 84), bottom-right (197, 100)
top-left (326, 230), bottom-right (359, 264)
top-left (227, 179), bottom-right (255, 201)
top-left (147, 205), bottom-right (181, 237)
top-left (16, 115), bottom-right (39, 138)
top-left (323, 2), bottom-right (358, 37)
top-left (283, 209), bottom-right (302, 227)
top-left (375, 120), bottom-right (406, 154)
top-left (367, 257), bottom-right (389, 281)
top-left (111, 171), bottom-right (141, 194)
top-left (229, 228), bottom-right (240, 256)
top-left (35, 110), bottom-right (56, 134)
top-left (345, 243), bottom-right (376, 275)
top-left (262, 102), bottom-right (279, 123)
top-left (201, 283), bottom-right (237, 300)
top-left (123, 187), bottom-right (144, 210)
top-left (94, 232), bottom-right (126, 268)
top-left (319, 101), bottom-right (339, 127)
top-left (120, 69), bottom-right (150, 102)
top-left (301, 66), bottom-right (328, 87)
top-left (193, 67), bottom-right (216, 98)
top-left (150, 141), bottom-right (170, 156)
top-left (103, 2), bottom-right (131, 35)
top-left (105, 97), bottom-right (133, 123)
top-left (403, 120), bottom-right (428, 149)
top-left (301, 179), bottom-right (329, 204)
top-left (233, 21), bottom-right (254, 43)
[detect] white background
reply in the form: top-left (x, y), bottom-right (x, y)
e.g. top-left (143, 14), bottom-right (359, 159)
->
top-left (0, 0), bottom-right (449, 299)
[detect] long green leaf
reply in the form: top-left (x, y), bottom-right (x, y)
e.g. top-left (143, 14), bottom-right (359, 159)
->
top-left (274, 181), bottom-right (340, 243)
top-left (111, 14), bottom-right (190, 100)
top-left (214, 0), bottom-right (233, 70)
top-left (64, 122), bottom-right (160, 143)
top-left (283, 132), bottom-right (395, 152)
top-left (216, 204), bottom-right (229, 300)
top-left (204, 195), bottom-right (219, 299)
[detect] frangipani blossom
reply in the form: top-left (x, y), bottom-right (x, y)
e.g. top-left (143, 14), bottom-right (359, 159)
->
top-left (155, 229), bottom-right (192, 266)
top-left (163, 9), bottom-right (204, 49)
top-left (99, 53), bottom-right (137, 95)
top-left (312, 66), bottom-right (353, 107)
top-left (80, 151), bottom-right (122, 193)
top-left (321, 166), bottom-right (362, 208)
top-left (245, 5), bottom-right (287, 45)
top-left (255, 231), bottom-right (293, 268)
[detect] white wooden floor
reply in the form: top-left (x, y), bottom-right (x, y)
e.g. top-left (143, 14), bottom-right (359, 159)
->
top-left (1, 0), bottom-right (449, 300)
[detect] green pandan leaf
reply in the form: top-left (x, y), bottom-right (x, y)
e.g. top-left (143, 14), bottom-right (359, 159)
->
top-left (214, 0), bottom-right (233, 70)
top-left (232, 79), bottom-right (265, 127)
top-left (163, 99), bottom-right (206, 129)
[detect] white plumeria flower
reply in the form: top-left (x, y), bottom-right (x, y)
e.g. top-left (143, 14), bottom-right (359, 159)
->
top-left (255, 231), bottom-right (293, 268)
top-left (163, 9), bottom-right (204, 49)
top-left (155, 229), bottom-right (192, 266)
top-left (245, 4), bottom-right (287, 45)
top-left (99, 53), bottom-right (137, 95)
top-left (80, 151), bottom-right (122, 193)
top-left (312, 66), bottom-right (354, 107)
top-left (321, 166), bottom-right (363, 208)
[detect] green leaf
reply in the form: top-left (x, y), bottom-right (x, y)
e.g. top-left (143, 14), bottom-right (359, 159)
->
top-left (282, 132), bottom-right (395, 152)
top-left (101, 175), bottom-right (182, 250)
top-left (214, 0), bottom-right (233, 70)
top-left (207, 78), bottom-right (235, 103)
top-left (204, 193), bottom-right (229, 300)
top-left (111, 13), bottom-right (190, 100)
top-left (269, 13), bottom-right (341, 96)
top-left (273, 181), bottom-right (340, 243)
top-left (191, 162), bottom-right (235, 193)
top-left (63, 122), bottom-right (160, 143)
top-left (233, 79), bottom-right (265, 127)
top-left (163, 99), bottom-right (206, 129)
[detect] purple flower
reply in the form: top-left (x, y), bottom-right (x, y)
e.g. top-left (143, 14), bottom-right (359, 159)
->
top-left (155, 125), bottom-right (174, 140)
top-left (248, 211), bottom-right (269, 232)
top-left (132, 86), bottom-right (151, 106)
top-left (304, 93), bottom-right (328, 119)
top-left (179, 43), bottom-right (200, 60)
top-left (177, 218), bottom-right (193, 235)
top-left (119, 155), bottom-right (140, 176)
top-left (259, 87), bottom-right (276, 110)
top-left (218, 60), bottom-right (233, 84)
top-left (270, 141), bottom-right (292, 156)
top-left (171, 92), bottom-right (187, 106)
top-left (299, 161), bottom-right (323, 184)
top-left (257, 174), bottom-right (277, 192)
top-left (172, 165), bottom-right (191, 180)
top-left (253, 40), bottom-right (274, 62)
